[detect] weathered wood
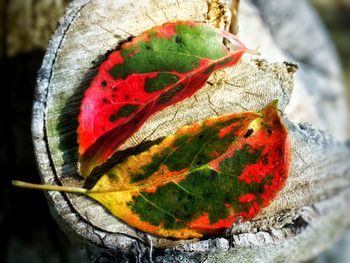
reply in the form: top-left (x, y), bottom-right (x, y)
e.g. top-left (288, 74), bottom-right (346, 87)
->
top-left (32, 0), bottom-right (350, 261)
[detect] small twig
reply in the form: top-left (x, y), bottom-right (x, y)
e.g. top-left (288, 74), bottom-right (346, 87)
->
top-left (224, 80), bottom-right (241, 88)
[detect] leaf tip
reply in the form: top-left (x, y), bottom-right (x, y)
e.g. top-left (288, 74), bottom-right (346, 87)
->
top-left (270, 99), bottom-right (279, 108)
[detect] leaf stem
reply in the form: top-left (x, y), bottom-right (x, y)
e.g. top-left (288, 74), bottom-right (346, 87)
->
top-left (12, 180), bottom-right (87, 194)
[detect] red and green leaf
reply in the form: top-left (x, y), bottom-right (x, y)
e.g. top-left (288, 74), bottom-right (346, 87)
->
top-left (86, 101), bottom-right (290, 239)
top-left (78, 21), bottom-right (247, 178)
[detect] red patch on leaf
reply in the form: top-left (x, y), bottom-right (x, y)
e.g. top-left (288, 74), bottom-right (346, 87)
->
top-left (238, 160), bottom-right (272, 184)
top-left (154, 22), bottom-right (177, 38)
top-left (209, 101), bottom-right (290, 222)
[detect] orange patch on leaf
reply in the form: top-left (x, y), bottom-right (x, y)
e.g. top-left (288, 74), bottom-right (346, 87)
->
top-left (123, 211), bottom-right (159, 234)
top-left (189, 212), bottom-right (235, 233)
top-left (218, 126), bottom-right (233, 138)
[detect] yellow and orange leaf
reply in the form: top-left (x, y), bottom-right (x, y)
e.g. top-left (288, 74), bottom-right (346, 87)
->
top-left (13, 101), bottom-right (290, 239)
top-left (86, 101), bottom-right (290, 239)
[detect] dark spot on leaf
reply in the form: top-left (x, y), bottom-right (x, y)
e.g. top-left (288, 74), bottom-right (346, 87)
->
top-left (101, 81), bottom-right (107, 87)
top-left (244, 128), bottom-right (254, 138)
top-left (175, 35), bottom-right (182, 44)
top-left (195, 160), bottom-right (203, 166)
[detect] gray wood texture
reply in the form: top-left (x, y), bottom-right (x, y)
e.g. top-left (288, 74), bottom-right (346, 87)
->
top-left (32, 0), bottom-right (350, 261)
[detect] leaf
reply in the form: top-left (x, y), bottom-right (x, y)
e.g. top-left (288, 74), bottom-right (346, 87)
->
top-left (12, 101), bottom-right (290, 239)
top-left (86, 101), bottom-right (290, 239)
top-left (78, 21), bottom-right (247, 178)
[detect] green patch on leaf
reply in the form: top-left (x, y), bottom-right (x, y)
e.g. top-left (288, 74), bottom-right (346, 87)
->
top-left (202, 64), bottom-right (216, 75)
top-left (145, 73), bottom-right (179, 93)
top-left (109, 104), bottom-right (139, 122)
top-left (156, 84), bottom-right (184, 105)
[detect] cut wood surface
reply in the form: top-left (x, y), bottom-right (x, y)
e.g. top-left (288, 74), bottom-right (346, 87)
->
top-left (32, 0), bottom-right (350, 261)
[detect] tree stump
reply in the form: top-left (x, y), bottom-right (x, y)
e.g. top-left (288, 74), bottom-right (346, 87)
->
top-left (32, 0), bottom-right (350, 261)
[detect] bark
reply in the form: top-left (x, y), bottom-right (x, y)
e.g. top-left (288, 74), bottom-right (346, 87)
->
top-left (32, 0), bottom-right (350, 261)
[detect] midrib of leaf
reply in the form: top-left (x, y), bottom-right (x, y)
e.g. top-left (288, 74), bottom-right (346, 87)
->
top-left (14, 113), bottom-right (257, 197)
top-left (89, 160), bottom-right (220, 194)
top-left (90, 48), bottom-right (240, 121)
top-left (148, 46), bottom-right (232, 60)
top-left (102, 48), bottom-right (242, 108)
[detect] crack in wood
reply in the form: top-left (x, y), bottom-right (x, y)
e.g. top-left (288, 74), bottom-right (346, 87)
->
top-left (95, 12), bottom-right (134, 37)
top-left (228, 101), bottom-right (248, 111)
top-left (145, 12), bottom-right (157, 25)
